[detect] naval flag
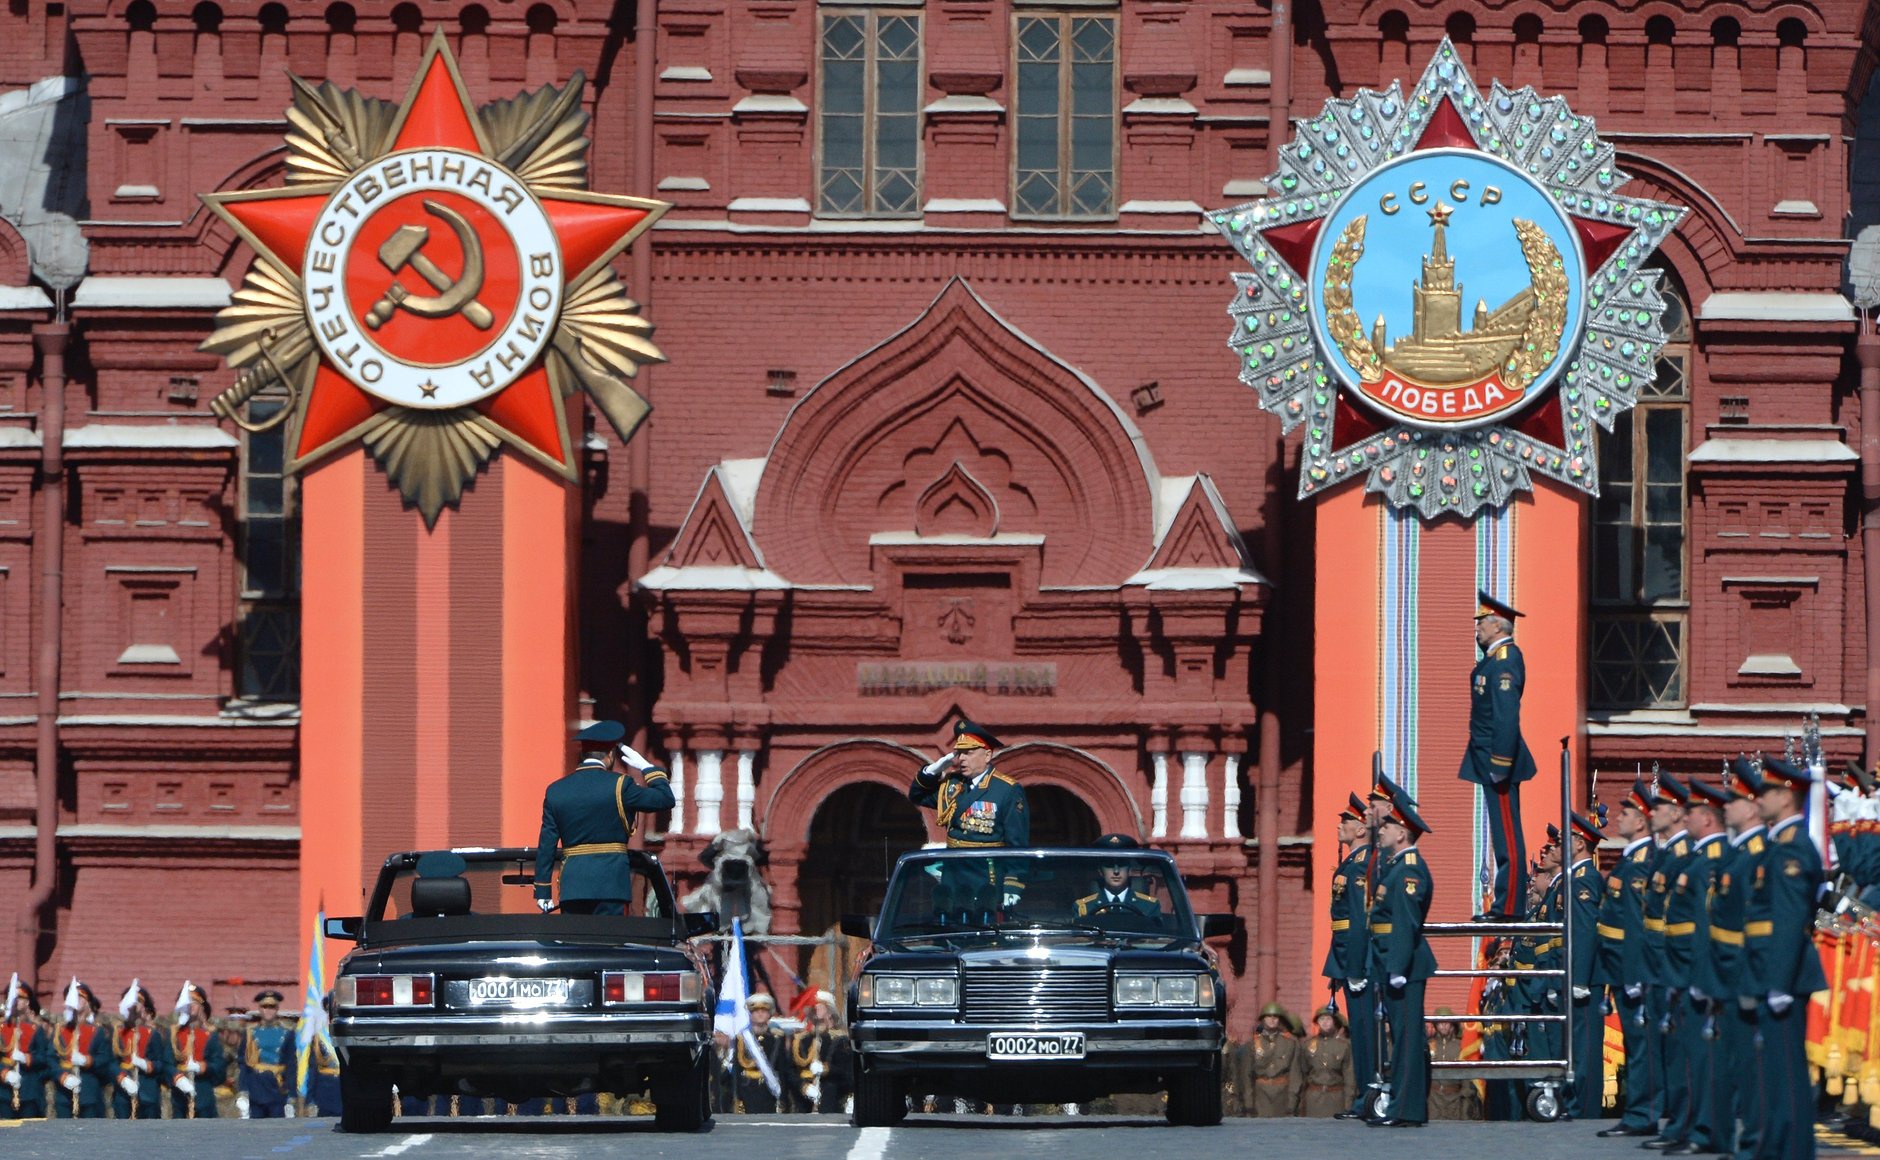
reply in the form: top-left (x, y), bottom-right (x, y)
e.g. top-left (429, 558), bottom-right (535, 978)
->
top-left (713, 918), bottom-right (780, 1096)
top-left (296, 907), bottom-right (338, 1098)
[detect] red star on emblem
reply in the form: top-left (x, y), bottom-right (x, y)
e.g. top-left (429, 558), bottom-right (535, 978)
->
top-left (203, 33), bottom-right (662, 476)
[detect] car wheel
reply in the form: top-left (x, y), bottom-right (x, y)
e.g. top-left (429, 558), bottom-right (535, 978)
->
top-left (338, 1067), bottom-right (394, 1133)
top-left (654, 1051), bottom-right (714, 1132)
top-left (1165, 1070), bottom-right (1223, 1126)
top-left (851, 1068), bottom-right (907, 1127)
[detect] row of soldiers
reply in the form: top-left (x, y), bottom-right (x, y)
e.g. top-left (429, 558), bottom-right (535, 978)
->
top-left (2, 976), bottom-right (328, 1120)
top-left (1225, 1001), bottom-right (1481, 1119)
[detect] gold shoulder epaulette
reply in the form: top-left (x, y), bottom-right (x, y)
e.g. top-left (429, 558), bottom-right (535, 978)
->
top-left (1672, 839), bottom-right (1688, 856)
top-left (1133, 891), bottom-right (1157, 902)
top-left (1403, 851), bottom-right (1420, 865)
top-left (1778, 827), bottom-right (1798, 844)
top-left (1074, 893), bottom-right (1098, 906)
top-left (1748, 835), bottom-right (1765, 853)
top-left (992, 771), bottom-right (1019, 786)
top-left (1494, 646), bottom-right (1509, 660)
top-left (1706, 843), bottom-right (1722, 859)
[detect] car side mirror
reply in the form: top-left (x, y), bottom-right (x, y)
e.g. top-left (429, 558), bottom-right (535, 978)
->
top-left (839, 914), bottom-right (875, 940)
top-left (1199, 913), bottom-right (1238, 939)
top-left (324, 916), bottom-right (364, 942)
top-left (683, 912), bottom-right (720, 938)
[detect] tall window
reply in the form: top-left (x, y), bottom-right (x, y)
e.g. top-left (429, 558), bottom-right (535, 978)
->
top-left (1590, 270), bottom-right (1690, 708)
top-left (818, 10), bottom-right (922, 217)
top-left (237, 399), bottom-right (299, 701)
top-left (1013, 13), bottom-right (1116, 219)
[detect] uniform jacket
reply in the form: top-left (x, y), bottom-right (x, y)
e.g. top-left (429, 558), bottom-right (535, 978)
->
top-left (534, 759), bottom-right (676, 903)
top-left (113, 1022), bottom-right (172, 1107)
top-left (1073, 888), bottom-right (1158, 918)
top-left (170, 1022), bottom-right (225, 1116)
top-left (54, 1020), bottom-right (115, 1109)
top-left (1594, 836), bottom-right (1655, 987)
top-left (908, 767), bottom-right (1029, 847)
top-left (1369, 847), bottom-right (1437, 983)
top-left (1642, 832), bottom-right (1692, 982)
top-left (3, 1017), bottom-right (52, 1114)
top-left (1322, 843), bottom-right (1372, 981)
top-left (240, 1023), bottom-right (293, 1102)
top-left (1708, 826), bottom-right (1766, 999)
top-left (1663, 833), bottom-right (1727, 993)
top-left (1249, 1029), bottom-right (1303, 1116)
top-left (1564, 859), bottom-right (1599, 988)
top-left (1298, 1034), bottom-right (1354, 1116)
top-left (789, 1027), bottom-right (852, 1113)
top-left (1744, 815), bottom-right (1829, 997)
top-left (731, 1026), bottom-right (791, 1111)
top-left (1457, 639), bottom-right (1538, 786)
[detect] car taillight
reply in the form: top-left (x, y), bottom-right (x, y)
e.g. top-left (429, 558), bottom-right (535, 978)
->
top-left (340, 974), bottom-right (434, 1008)
top-left (603, 972), bottom-right (630, 1004)
top-left (602, 971), bottom-right (698, 1005)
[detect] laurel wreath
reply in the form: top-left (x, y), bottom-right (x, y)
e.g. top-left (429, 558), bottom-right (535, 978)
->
top-left (1321, 215), bottom-right (1382, 383)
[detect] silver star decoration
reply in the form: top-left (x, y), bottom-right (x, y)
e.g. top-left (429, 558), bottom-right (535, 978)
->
top-left (1211, 39), bottom-right (1687, 519)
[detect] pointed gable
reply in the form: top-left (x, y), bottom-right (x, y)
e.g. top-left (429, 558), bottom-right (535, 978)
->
top-left (666, 465), bottom-right (764, 570)
top-left (1128, 475), bottom-right (1268, 589)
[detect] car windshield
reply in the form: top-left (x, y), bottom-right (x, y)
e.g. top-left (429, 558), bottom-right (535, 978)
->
top-left (374, 853), bottom-right (670, 921)
top-left (878, 852), bottom-right (1196, 940)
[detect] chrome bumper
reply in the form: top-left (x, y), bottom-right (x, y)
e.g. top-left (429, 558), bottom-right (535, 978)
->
top-left (854, 1018), bottom-right (1222, 1058)
top-left (334, 1010), bottom-right (708, 1051)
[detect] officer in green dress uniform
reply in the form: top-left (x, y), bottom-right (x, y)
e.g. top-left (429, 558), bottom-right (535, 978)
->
top-left (1659, 780), bottom-right (1729, 1154)
top-left (1326, 792), bottom-right (1379, 1119)
top-left (1528, 829), bottom-right (1567, 1076)
top-left (1478, 938), bottom-right (1523, 1121)
top-left (1458, 593), bottom-right (1538, 919)
top-left (1641, 771), bottom-right (1694, 1150)
top-left (1715, 756), bottom-right (1769, 1160)
top-left (534, 720), bottom-right (676, 915)
top-left (2, 976), bottom-right (52, 1119)
top-left (168, 981), bottom-right (224, 1119)
top-left (240, 991), bottom-right (292, 1118)
top-left (1596, 776), bottom-right (1662, 1137)
top-left (1366, 780), bottom-right (1435, 1128)
top-left (910, 720), bottom-right (1030, 913)
top-left (111, 982), bottom-right (172, 1120)
top-left (53, 979), bottom-right (115, 1118)
top-left (1559, 810), bottom-right (1604, 1121)
top-left (1743, 755), bottom-right (1827, 1160)
top-left (1074, 833), bottom-right (1159, 918)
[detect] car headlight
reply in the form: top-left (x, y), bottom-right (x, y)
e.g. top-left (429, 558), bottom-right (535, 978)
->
top-left (1114, 973), bottom-right (1213, 1008)
top-left (860, 974), bottom-right (957, 1008)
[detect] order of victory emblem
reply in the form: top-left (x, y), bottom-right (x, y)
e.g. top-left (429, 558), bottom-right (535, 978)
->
top-left (1213, 40), bottom-right (1685, 519)
top-left (201, 31), bottom-right (669, 523)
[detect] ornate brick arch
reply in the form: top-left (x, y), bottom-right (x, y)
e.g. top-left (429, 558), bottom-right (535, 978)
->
top-left (761, 738), bottom-right (930, 845)
top-left (1611, 160), bottom-right (1739, 296)
top-left (0, 218), bottom-right (31, 286)
top-left (753, 278), bottom-right (1158, 587)
top-left (996, 741), bottom-right (1145, 841)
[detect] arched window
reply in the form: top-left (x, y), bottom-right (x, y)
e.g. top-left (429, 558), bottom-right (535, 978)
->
top-left (236, 397), bottom-right (299, 702)
top-left (1590, 265), bottom-right (1691, 708)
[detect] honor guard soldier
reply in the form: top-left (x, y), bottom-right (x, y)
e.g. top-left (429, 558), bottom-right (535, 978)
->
top-left (112, 981), bottom-right (171, 1120)
top-left (732, 994), bottom-right (790, 1113)
top-left (909, 719), bottom-right (1030, 848)
top-left (1459, 593), bottom-right (1538, 919)
top-left (1300, 1005), bottom-right (1356, 1117)
top-left (1658, 779), bottom-right (1729, 1155)
top-left (534, 721), bottom-right (676, 915)
top-left (1743, 755), bottom-right (1827, 1160)
top-left (306, 994), bottom-right (343, 1117)
top-left (1596, 775), bottom-right (1661, 1137)
top-left (3, 974), bottom-right (51, 1119)
top-left (1714, 756), bottom-right (1769, 1158)
top-left (789, 990), bottom-right (852, 1114)
top-left (1327, 792), bottom-right (1379, 1119)
top-left (53, 979), bottom-right (114, 1118)
top-left (1560, 810), bottom-right (1604, 1121)
top-left (1641, 771), bottom-right (1694, 1150)
top-left (1075, 833), bottom-right (1159, 918)
top-left (169, 981), bottom-right (223, 1119)
top-left (1526, 830), bottom-right (1566, 1074)
top-left (1368, 780), bottom-right (1435, 1127)
top-left (1250, 1002), bottom-right (1303, 1116)
top-left (240, 990), bottom-right (292, 1118)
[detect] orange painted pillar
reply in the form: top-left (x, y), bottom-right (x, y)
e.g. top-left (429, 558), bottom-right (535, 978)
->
top-left (1309, 478), bottom-right (1586, 1009)
top-left (298, 449), bottom-right (578, 972)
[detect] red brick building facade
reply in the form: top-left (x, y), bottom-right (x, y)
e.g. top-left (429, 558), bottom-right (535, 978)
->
top-left (0, 2), bottom-right (1874, 1032)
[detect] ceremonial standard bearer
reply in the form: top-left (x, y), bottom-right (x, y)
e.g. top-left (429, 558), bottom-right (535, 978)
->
top-left (1367, 780), bottom-right (1435, 1128)
top-left (534, 720), bottom-right (675, 915)
top-left (1596, 776), bottom-right (1661, 1137)
top-left (2, 975), bottom-right (51, 1119)
top-left (731, 994), bottom-right (791, 1114)
top-left (111, 982), bottom-right (171, 1120)
top-left (1744, 755), bottom-right (1827, 1160)
top-left (53, 979), bottom-right (113, 1119)
top-left (168, 981), bottom-right (223, 1119)
top-left (1326, 792), bottom-right (1378, 1119)
top-left (1458, 594), bottom-right (1537, 919)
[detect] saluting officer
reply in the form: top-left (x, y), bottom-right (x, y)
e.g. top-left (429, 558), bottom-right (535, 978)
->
top-left (1659, 779), bottom-right (1729, 1155)
top-left (1641, 771), bottom-right (1694, 1150)
top-left (534, 721), bottom-right (675, 915)
top-left (111, 981), bottom-right (171, 1120)
top-left (1458, 593), bottom-right (1538, 919)
top-left (1559, 811), bottom-right (1604, 1121)
top-left (1596, 776), bottom-right (1661, 1138)
top-left (53, 979), bottom-right (114, 1119)
top-left (1743, 755), bottom-right (1827, 1160)
top-left (1326, 792), bottom-right (1379, 1120)
top-left (1367, 780), bottom-right (1435, 1128)
top-left (908, 719), bottom-right (1030, 848)
top-left (1714, 756), bottom-right (1770, 1159)
top-left (2, 975), bottom-right (51, 1119)
top-left (169, 981), bottom-right (223, 1119)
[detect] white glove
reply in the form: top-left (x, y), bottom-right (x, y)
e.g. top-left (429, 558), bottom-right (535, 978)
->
top-left (1835, 788), bottom-right (1861, 822)
top-left (72, 1050), bottom-right (89, 1067)
top-left (1624, 983), bottom-right (1644, 1001)
top-left (1002, 891), bottom-right (1021, 908)
top-left (1689, 986), bottom-right (1708, 1003)
top-left (1768, 991), bottom-right (1794, 1014)
top-left (1347, 979), bottom-right (1367, 993)
top-left (185, 1058), bottom-right (202, 1075)
top-left (1738, 994), bottom-right (1760, 1012)
top-left (1573, 986), bottom-right (1592, 1000)
top-left (537, 898), bottom-right (555, 913)
top-left (283, 1103), bottom-right (296, 1118)
top-left (237, 1092), bottom-right (251, 1117)
top-left (1545, 989), bottom-right (1560, 1005)
top-left (618, 743), bottom-right (654, 772)
top-left (809, 1061), bottom-right (825, 1077)
top-left (2, 1068), bottom-right (18, 1088)
top-left (1389, 975), bottom-right (1407, 989)
top-left (61, 1072), bottom-right (80, 1092)
top-left (132, 1054), bottom-right (148, 1074)
top-left (804, 1081), bottom-right (821, 1106)
top-left (921, 753), bottom-right (957, 779)
top-left (119, 1074), bottom-right (139, 1096)
top-left (175, 1076), bottom-right (195, 1097)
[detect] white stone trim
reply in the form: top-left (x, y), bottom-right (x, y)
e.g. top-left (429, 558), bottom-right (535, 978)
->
top-left (72, 277), bottom-right (232, 309)
top-left (726, 196), bottom-right (813, 213)
top-left (923, 198), bottom-right (1007, 214)
top-left (660, 66), bottom-right (713, 81)
top-left (668, 751), bottom-right (687, 834)
top-left (1687, 438), bottom-right (1856, 464)
top-left (732, 95), bottom-right (808, 115)
top-left (1222, 753), bottom-right (1242, 841)
top-left (694, 749), bottom-right (724, 837)
top-left (1150, 752), bottom-right (1168, 838)
top-left (1179, 751), bottom-right (1209, 839)
top-left (64, 424), bottom-right (238, 450)
top-left (736, 750), bottom-right (757, 830)
top-left (0, 285), bottom-right (50, 312)
top-left (1223, 68), bottom-right (1272, 86)
top-left (1697, 291), bottom-right (1852, 322)
top-left (924, 95), bottom-right (1004, 115)
top-left (657, 176), bottom-right (711, 192)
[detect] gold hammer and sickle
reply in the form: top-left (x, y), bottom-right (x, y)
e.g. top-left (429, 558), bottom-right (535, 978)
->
top-left (365, 199), bottom-right (494, 330)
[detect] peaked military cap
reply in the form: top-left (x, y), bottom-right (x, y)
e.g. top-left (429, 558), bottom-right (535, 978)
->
top-left (1377, 780), bottom-right (1431, 836)
top-left (950, 718), bottom-right (1002, 751)
top-left (1339, 791), bottom-right (1366, 823)
top-left (1841, 760), bottom-right (1877, 795)
top-left (1687, 779), bottom-right (1728, 810)
top-left (1622, 775), bottom-right (1652, 813)
top-left (255, 990), bottom-right (284, 1008)
top-left (1474, 591), bottom-right (1523, 620)
top-left (1569, 810), bottom-right (1604, 846)
top-left (1094, 833), bottom-right (1140, 851)
top-left (747, 993), bottom-right (775, 1011)
top-left (1726, 755), bottom-right (1762, 801)
top-left (1369, 772), bottom-right (1406, 804)
top-left (1758, 754), bottom-right (1813, 793)
top-left (1545, 822), bottom-right (1562, 845)
top-left (1645, 768), bottom-right (1689, 807)
top-left (575, 720), bottom-right (626, 747)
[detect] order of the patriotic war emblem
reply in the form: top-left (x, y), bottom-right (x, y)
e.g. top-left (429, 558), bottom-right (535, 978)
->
top-left (1212, 40), bottom-right (1685, 519)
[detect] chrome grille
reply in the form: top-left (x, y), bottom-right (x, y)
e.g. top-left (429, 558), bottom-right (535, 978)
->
top-left (964, 966), bottom-right (1109, 1024)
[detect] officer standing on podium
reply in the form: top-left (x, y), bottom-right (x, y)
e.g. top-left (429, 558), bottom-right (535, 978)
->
top-left (1327, 792), bottom-right (1378, 1119)
top-left (1459, 594), bottom-right (1538, 920)
top-left (534, 721), bottom-right (675, 915)
top-left (1367, 779), bottom-right (1434, 1128)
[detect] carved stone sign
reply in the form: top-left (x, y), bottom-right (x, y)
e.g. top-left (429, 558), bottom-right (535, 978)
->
top-left (857, 662), bottom-right (1058, 697)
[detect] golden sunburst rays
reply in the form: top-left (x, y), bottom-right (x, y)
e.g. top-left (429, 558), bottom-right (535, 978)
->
top-left (285, 76), bottom-right (397, 183)
top-left (482, 76), bottom-right (591, 189)
top-left (360, 408), bottom-right (506, 519)
top-left (544, 267), bottom-right (665, 444)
